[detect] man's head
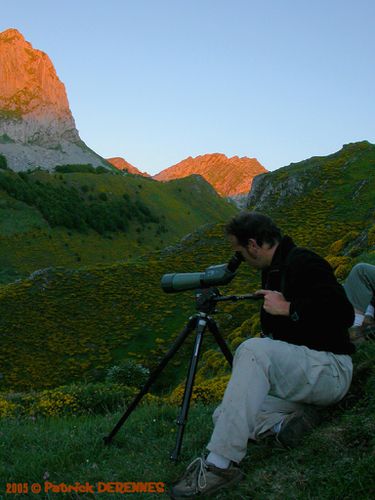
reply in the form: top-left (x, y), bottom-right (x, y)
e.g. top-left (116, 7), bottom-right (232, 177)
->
top-left (225, 212), bottom-right (282, 269)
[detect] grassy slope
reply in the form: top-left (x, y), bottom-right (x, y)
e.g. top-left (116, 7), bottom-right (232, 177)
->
top-left (0, 170), bottom-right (236, 282)
top-left (0, 223), bottom-right (260, 391)
top-left (248, 141), bottom-right (375, 254)
top-left (0, 342), bottom-right (374, 499)
top-left (1, 142), bottom-right (375, 498)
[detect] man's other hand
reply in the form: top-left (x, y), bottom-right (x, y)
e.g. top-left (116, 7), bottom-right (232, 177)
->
top-left (255, 290), bottom-right (291, 316)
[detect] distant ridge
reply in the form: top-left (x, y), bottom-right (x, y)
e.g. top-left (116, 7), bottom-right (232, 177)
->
top-left (153, 153), bottom-right (267, 197)
top-left (107, 157), bottom-right (150, 177)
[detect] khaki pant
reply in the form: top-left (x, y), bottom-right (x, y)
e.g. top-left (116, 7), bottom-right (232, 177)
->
top-left (207, 337), bottom-right (353, 463)
top-left (344, 263), bottom-right (375, 313)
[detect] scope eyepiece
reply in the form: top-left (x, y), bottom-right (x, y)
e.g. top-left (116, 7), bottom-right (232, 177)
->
top-left (227, 251), bottom-right (244, 273)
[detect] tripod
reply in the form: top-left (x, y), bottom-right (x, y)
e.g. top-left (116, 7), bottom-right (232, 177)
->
top-left (104, 287), bottom-right (261, 461)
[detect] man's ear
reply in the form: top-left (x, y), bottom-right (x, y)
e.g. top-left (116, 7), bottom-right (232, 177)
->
top-left (247, 238), bottom-right (259, 251)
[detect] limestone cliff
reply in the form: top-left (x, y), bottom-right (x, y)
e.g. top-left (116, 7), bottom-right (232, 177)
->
top-left (0, 28), bottom-right (109, 171)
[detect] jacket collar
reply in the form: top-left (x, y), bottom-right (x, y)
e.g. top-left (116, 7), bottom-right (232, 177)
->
top-left (269, 236), bottom-right (296, 269)
top-left (261, 236), bottom-right (296, 289)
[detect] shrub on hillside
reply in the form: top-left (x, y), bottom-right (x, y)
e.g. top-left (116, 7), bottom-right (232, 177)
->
top-left (368, 225), bottom-right (375, 247)
top-left (60, 382), bottom-right (137, 414)
top-left (325, 255), bottom-right (352, 277)
top-left (0, 154), bottom-right (8, 170)
top-left (168, 375), bottom-right (230, 405)
top-left (54, 164), bottom-right (107, 174)
top-left (32, 389), bottom-right (79, 417)
top-left (329, 231), bottom-right (360, 254)
top-left (0, 170), bottom-right (159, 234)
top-left (0, 398), bottom-right (17, 417)
top-left (105, 360), bottom-right (150, 388)
top-left (1, 382), bottom-right (138, 418)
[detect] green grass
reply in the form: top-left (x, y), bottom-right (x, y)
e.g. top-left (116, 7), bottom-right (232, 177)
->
top-left (0, 341), bottom-right (374, 499)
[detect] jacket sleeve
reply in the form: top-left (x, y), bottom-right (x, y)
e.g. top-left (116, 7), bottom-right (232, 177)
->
top-left (287, 253), bottom-right (354, 330)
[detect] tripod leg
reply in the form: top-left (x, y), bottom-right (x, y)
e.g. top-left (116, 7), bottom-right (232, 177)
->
top-left (170, 316), bottom-right (208, 462)
top-left (207, 317), bottom-right (233, 367)
top-left (104, 316), bottom-right (197, 444)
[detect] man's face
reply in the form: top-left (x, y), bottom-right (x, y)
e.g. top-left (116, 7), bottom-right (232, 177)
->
top-left (228, 234), bottom-right (266, 269)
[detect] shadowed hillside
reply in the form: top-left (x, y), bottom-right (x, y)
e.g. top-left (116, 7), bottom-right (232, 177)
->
top-left (0, 164), bottom-right (236, 283)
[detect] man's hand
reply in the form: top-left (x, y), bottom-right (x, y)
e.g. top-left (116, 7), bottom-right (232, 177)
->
top-left (255, 290), bottom-right (291, 316)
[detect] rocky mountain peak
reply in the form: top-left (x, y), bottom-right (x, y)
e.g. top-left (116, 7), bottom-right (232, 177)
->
top-left (0, 28), bottom-right (27, 43)
top-left (0, 28), bottom-right (77, 138)
top-left (106, 157), bottom-right (150, 177)
top-left (0, 28), bottom-right (108, 170)
top-left (153, 153), bottom-right (267, 197)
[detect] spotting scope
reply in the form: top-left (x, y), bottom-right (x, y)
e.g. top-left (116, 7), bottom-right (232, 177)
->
top-left (161, 252), bottom-right (244, 293)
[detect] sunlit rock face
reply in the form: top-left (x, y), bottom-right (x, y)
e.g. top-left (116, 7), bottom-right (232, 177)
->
top-left (107, 157), bottom-right (150, 177)
top-left (154, 153), bottom-right (268, 197)
top-left (0, 28), bottom-right (109, 170)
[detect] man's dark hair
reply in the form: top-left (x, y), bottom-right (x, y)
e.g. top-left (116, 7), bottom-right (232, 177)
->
top-left (225, 211), bottom-right (282, 247)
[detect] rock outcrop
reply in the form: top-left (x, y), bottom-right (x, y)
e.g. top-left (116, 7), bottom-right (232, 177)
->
top-left (0, 28), bottom-right (110, 171)
top-left (153, 153), bottom-right (267, 197)
top-left (247, 171), bottom-right (306, 210)
top-left (106, 157), bottom-right (150, 177)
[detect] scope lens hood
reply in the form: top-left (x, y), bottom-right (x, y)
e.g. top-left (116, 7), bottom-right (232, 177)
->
top-left (161, 273), bottom-right (175, 293)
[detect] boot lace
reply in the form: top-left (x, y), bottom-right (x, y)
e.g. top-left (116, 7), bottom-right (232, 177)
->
top-left (184, 457), bottom-right (208, 490)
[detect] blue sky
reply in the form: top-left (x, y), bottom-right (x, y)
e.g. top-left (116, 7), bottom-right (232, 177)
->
top-left (2, 0), bottom-right (374, 174)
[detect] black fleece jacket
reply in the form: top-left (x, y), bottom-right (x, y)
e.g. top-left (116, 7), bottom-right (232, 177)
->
top-left (260, 236), bottom-right (355, 355)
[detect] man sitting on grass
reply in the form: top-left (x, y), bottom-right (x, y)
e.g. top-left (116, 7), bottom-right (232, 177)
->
top-left (344, 263), bottom-right (375, 343)
top-left (170, 211), bottom-right (355, 499)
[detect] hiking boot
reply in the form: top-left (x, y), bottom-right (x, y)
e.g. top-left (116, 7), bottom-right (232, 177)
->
top-left (363, 323), bottom-right (375, 340)
top-left (169, 456), bottom-right (244, 498)
top-left (362, 316), bottom-right (375, 340)
top-left (349, 321), bottom-right (375, 344)
top-left (363, 315), bottom-right (375, 328)
top-left (349, 325), bottom-right (366, 344)
top-left (276, 409), bottom-right (321, 449)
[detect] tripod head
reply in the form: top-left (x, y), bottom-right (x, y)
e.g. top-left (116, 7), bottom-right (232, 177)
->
top-left (195, 287), bottom-right (221, 314)
top-left (195, 287), bottom-right (263, 314)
